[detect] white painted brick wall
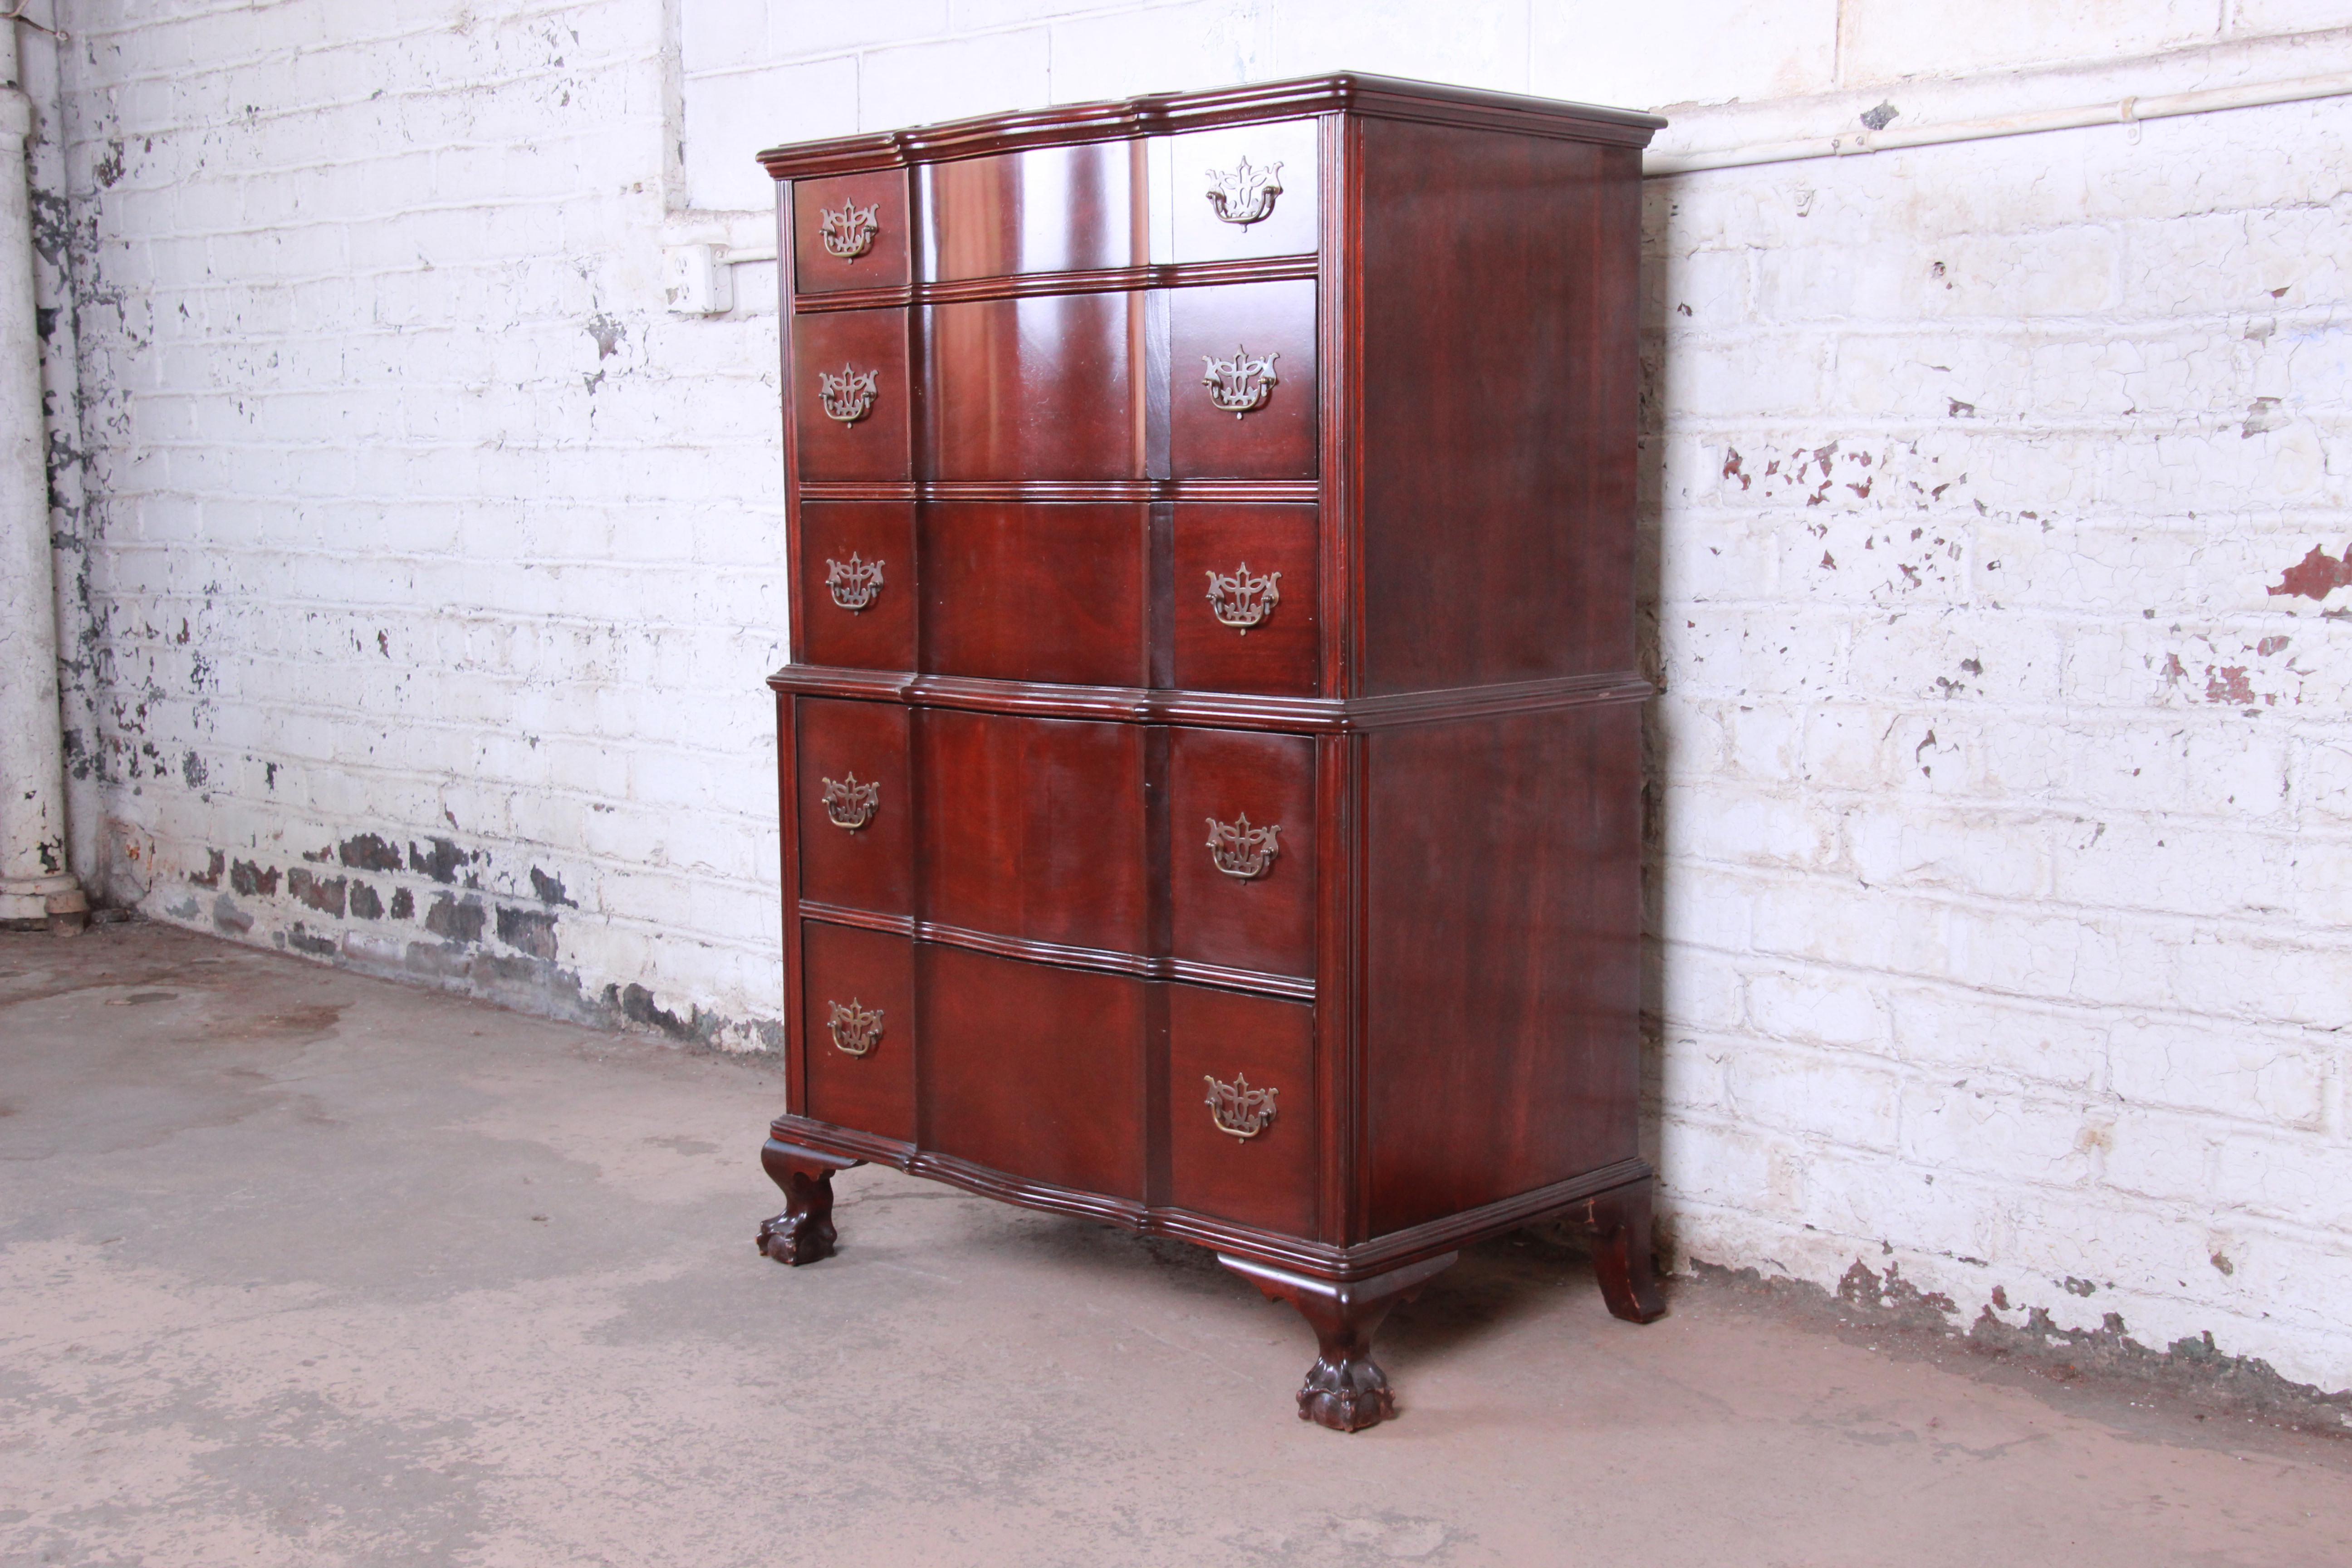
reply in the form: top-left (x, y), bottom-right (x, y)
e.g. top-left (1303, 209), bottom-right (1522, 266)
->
top-left (42, 0), bottom-right (2352, 1393)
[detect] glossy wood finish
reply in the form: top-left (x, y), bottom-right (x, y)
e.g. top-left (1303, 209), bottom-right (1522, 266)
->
top-left (798, 502), bottom-right (916, 671)
top-left (922, 944), bottom-right (1147, 1200)
top-left (1362, 703), bottom-right (1643, 1235)
top-left (1220, 1251), bottom-right (1457, 1431)
top-left (917, 709), bottom-right (1148, 955)
top-left (1353, 117), bottom-right (1643, 693)
top-left (925, 293), bottom-right (1145, 480)
top-left (922, 502), bottom-right (1148, 687)
top-left (1171, 503), bottom-right (1319, 696)
top-left (761, 74), bottom-right (1664, 1433)
top-left (923, 142), bottom-right (1144, 280)
top-left (795, 698), bottom-right (912, 915)
top-left (801, 921), bottom-right (917, 1143)
top-left (1169, 280), bottom-right (1316, 478)
top-left (790, 170), bottom-right (912, 294)
top-left (1166, 118), bottom-right (1321, 264)
top-left (1170, 985), bottom-right (1316, 1235)
top-left (1584, 1180), bottom-right (1667, 1323)
top-left (756, 1139), bottom-right (861, 1264)
top-left (791, 308), bottom-right (912, 482)
top-left (1167, 726), bottom-right (1315, 977)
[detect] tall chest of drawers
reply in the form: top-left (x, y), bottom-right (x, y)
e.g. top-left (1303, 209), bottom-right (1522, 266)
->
top-left (755, 74), bottom-right (1666, 1431)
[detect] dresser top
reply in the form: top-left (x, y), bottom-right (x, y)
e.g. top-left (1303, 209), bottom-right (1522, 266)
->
top-left (755, 72), bottom-right (1664, 180)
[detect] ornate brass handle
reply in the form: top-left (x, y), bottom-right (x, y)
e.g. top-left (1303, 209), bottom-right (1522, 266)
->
top-left (826, 554), bottom-right (884, 612)
top-left (1204, 1073), bottom-right (1277, 1138)
top-left (818, 364), bottom-right (878, 424)
top-left (1202, 347), bottom-right (1278, 417)
top-left (818, 199), bottom-right (880, 258)
top-left (1205, 158), bottom-right (1283, 226)
top-left (1205, 563), bottom-right (1279, 631)
top-left (822, 774), bottom-right (879, 830)
top-left (828, 998), bottom-right (884, 1056)
top-left (1205, 814), bottom-right (1279, 879)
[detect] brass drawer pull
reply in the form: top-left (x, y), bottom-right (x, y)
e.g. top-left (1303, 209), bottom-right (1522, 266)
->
top-left (821, 774), bottom-right (879, 830)
top-left (819, 199), bottom-right (880, 259)
top-left (1205, 1072), bottom-right (1277, 1138)
top-left (818, 364), bottom-right (879, 424)
top-left (1206, 563), bottom-right (1279, 631)
top-left (828, 998), bottom-right (884, 1056)
top-left (1205, 158), bottom-right (1283, 227)
top-left (1205, 814), bottom-right (1280, 879)
top-left (1202, 346), bottom-right (1278, 416)
top-left (826, 553), bottom-right (884, 612)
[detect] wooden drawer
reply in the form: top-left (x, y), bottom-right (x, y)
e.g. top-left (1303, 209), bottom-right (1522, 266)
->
top-left (1166, 118), bottom-right (1319, 265)
top-left (917, 710), bottom-right (1148, 955)
top-left (923, 943), bottom-right (1146, 1200)
top-left (925, 293), bottom-right (1146, 480)
top-left (1168, 984), bottom-right (1316, 1235)
top-left (792, 308), bottom-right (912, 481)
top-left (1170, 280), bottom-right (1316, 479)
top-left (1169, 727), bottom-right (1316, 978)
top-left (800, 921), bottom-right (916, 1142)
top-left (922, 502), bottom-right (1148, 687)
top-left (796, 697), bottom-right (912, 915)
top-left (791, 170), bottom-right (912, 294)
top-left (1172, 503), bottom-right (1318, 696)
top-left (922, 142), bottom-right (1143, 281)
top-left (798, 502), bottom-right (915, 671)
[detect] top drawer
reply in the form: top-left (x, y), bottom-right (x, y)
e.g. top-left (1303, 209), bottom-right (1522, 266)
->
top-left (792, 170), bottom-right (913, 294)
top-left (921, 142), bottom-right (1145, 281)
top-left (790, 119), bottom-right (1322, 295)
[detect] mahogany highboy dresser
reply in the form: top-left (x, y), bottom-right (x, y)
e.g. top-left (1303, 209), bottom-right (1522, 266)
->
top-left (755, 74), bottom-right (1666, 1432)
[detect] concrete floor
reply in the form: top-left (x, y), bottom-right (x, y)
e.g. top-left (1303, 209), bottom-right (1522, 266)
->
top-left (4, 924), bottom-right (2349, 1568)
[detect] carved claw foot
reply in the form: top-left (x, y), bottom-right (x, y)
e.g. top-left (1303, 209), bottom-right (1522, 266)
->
top-left (1298, 1350), bottom-right (1396, 1432)
top-left (1220, 1251), bottom-right (1459, 1433)
top-left (756, 1137), bottom-right (860, 1267)
top-left (756, 1204), bottom-right (837, 1265)
top-left (1581, 1178), bottom-right (1666, 1323)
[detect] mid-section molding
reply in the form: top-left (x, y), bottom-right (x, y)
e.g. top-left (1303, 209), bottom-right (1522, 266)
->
top-left (797, 255), bottom-right (1317, 314)
top-left (758, 73), bottom-right (1663, 180)
top-left (768, 1116), bottom-right (1654, 1281)
top-left (797, 902), bottom-right (1317, 1000)
top-left (769, 664), bottom-right (1656, 732)
top-left (798, 478), bottom-right (1320, 505)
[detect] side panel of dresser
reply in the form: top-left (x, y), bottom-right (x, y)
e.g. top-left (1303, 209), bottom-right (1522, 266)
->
top-left (1359, 702), bottom-right (1645, 1237)
top-left (1348, 117), bottom-right (1644, 696)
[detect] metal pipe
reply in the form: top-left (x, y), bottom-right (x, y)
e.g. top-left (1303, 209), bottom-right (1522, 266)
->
top-left (1645, 69), bottom-right (2352, 177)
top-left (0, 12), bottom-right (83, 931)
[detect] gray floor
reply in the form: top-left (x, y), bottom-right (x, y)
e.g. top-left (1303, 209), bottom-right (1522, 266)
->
top-left (5, 921), bottom-right (2349, 1568)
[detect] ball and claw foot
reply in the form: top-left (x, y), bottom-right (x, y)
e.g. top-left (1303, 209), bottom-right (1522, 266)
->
top-left (1298, 1353), bottom-right (1397, 1432)
top-left (1221, 1250), bottom-right (1459, 1434)
top-left (755, 1137), bottom-right (858, 1267)
top-left (755, 1206), bottom-right (836, 1265)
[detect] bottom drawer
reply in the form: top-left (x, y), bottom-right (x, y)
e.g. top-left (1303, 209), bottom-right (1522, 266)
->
top-left (1168, 985), bottom-right (1316, 1235)
top-left (802, 921), bottom-right (916, 1143)
top-left (925, 944), bottom-right (1148, 1201)
top-left (794, 927), bottom-right (1318, 1238)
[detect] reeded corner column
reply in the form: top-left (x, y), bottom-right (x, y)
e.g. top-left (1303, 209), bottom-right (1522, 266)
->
top-left (0, 36), bottom-right (84, 935)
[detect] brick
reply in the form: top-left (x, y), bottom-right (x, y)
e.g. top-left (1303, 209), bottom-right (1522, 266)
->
top-left (1901, 1081), bottom-right (2107, 1187)
top-left (858, 27), bottom-right (1050, 132)
top-left (1888, 987), bottom-right (2108, 1092)
top-left (1724, 1044), bottom-right (1901, 1148)
top-left (2109, 1016), bottom-right (2330, 1127)
top-left (1838, 0), bottom-right (2222, 84)
top-left (1747, 968), bottom-right (1887, 1050)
